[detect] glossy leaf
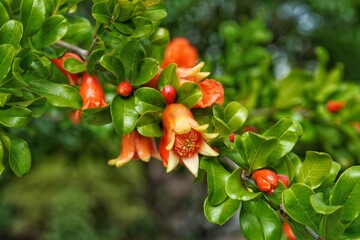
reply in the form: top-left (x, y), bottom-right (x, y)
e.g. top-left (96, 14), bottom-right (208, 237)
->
top-left (137, 111), bottom-right (163, 137)
top-left (200, 157), bottom-right (230, 206)
top-left (0, 133), bottom-right (31, 177)
top-left (28, 79), bottom-right (82, 109)
top-left (134, 87), bottom-right (166, 114)
top-left (132, 24), bottom-right (153, 38)
top-left (204, 197), bottom-right (240, 225)
top-left (263, 118), bottom-right (302, 160)
top-left (111, 95), bottom-right (138, 135)
top-left (282, 183), bottom-right (321, 232)
top-left (82, 105), bottom-right (112, 126)
top-left (0, 107), bottom-right (32, 128)
top-left (296, 151), bottom-right (332, 189)
top-left (87, 48), bottom-right (105, 74)
top-left (63, 58), bottom-right (86, 73)
top-left (0, 44), bottom-right (15, 83)
top-left (133, 58), bottom-right (159, 86)
top-left (212, 105), bottom-right (232, 137)
top-left (157, 63), bottom-right (179, 90)
top-left (235, 132), bottom-right (278, 172)
top-left (20, 0), bottom-right (45, 40)
top-left (176, 82), bottom-right (202, 108)
top-left (0, 2), bottom-right (9, 26)
top-left (92, 1), bottom-right (111, 24)
top-left (0, 20), bottom-right (23, 51)
top-left (32, 15), bottom-right (68, 48)
top-left (330, 166), bottom-right (360, 224)
top-left (224, 102), bottom-right (248, 132)
top-left (342, 216), bottom-right (360, 239)
top-left (310, 194), bottom-right (342, 215)
top-left (121, 39), bottom-right (148, 82)
top-left (0, 92), bottom-right (11, 106)
top-left (240, 198), bottom-right (282, 240)
top-left (226, 168), bottom-right (261, 201)
top-left (319, 208), bottom-right (345, 240)
top-left (99, 55), bottom-right (125, 83)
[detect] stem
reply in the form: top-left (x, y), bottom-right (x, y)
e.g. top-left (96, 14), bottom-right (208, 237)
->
top-left (305, 226), bottom-right (322, 240)
top-left (218, 156), bottom-right (239, 172)
top-left (53, 40), bottom-right (89, 60)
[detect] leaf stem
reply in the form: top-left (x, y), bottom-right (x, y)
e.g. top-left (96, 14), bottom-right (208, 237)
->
top-left (218, 156), bottom-right (239, 172)
top-left (305, 226), bottom-right (322, 240)
top-left (53, 40), bottom-right (89, 60)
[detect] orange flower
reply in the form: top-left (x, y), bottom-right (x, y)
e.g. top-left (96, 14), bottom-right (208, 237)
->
top-left (160, 103), bottom-right (219, 176)
top-left (108, 130), bottom-right (161, 167)
top-left (161, 37), bottom-right (198, 68)
top-left (193, 79), bottom-right (224, 108)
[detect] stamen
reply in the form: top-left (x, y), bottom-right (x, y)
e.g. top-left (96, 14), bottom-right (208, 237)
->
top-left (173, 129), bottom-right (202, 157)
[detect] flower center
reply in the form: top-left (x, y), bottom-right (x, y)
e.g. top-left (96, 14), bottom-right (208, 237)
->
top-left (173, 128), bottom-right (202, 158)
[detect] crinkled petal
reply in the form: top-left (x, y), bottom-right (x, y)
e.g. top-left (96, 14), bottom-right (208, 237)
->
top-left (198, 141), bottom-right (219, 157)
top-left (193, 79), bottom-right (224, 108)
top-left (166, 150), bottom-right (180, 173)
top-left (181, 154), bottom-right (199, 177)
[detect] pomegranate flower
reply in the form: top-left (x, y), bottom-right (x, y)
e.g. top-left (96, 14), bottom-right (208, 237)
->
top-left (108, 130), bottom-right (161, 167)
top-left (160, 103), bottom-right (219, 177)
top-left (161, 37), bottom-right (198, 68)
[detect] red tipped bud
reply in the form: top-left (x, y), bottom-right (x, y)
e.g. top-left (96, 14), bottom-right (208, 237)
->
top-left (161, 85), bottom-right (177, 104)
top-left (117, 81), bottom-right (133, 97)
top-left (277, 174), bottom-right (290, 187)
top-left (228, 132), bottom-right (236, 142)
top-left (253, 169), bottom-right (278, 194)
top-left (326, 100), bottom-right (345, 113)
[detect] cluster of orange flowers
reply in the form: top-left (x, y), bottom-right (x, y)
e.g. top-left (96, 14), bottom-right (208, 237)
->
top-left (109, 37), bottom-right (224, 177)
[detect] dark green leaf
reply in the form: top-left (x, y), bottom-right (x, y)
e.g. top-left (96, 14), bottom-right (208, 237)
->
top-left (342, 216), bottom-right (360, 239)
top-left (177, 82), bottom-right (202, 108)
top-left (0, 133), bottom-right (31, 177)
top-left (0, 2), bottom-right (9, 26)
top-left (134, 87), bottom-right (166, 114)
top-left (282, 183), bottom-right (321, 232)
top-left (319, 208), bottom-right (345, 240)
top-left (0, 20), bottom-right (23, 51)
top-left (133, 58), bottom-right (159, 86)
top-left (28, 79), bottom-right (82, 109)
top-left (204, 197), bottom-right (240, 225)
top-left (240, 198), bottom-right (282, 240)
top-left (20, 0), bottom-right (45, 40)
top-left (121, 39), bottom-right (147, 82)
top-left (32, 15), bottom-right (68, 48)
top-left (99, 55), bottom-right (125, 83)
top-left (0, 107), bottom-right (32, 128)
top-left (111, 95), bottom-right (138, 135)
top-left (137, 111), bottom-right (162, 137)
top-left (87, 48), bottom-right (105, 74)
top-left (0, 140), bottom-right (4, 175)
top-left (0, 44), bottom-right (15, 84)
top-left (330, 166), bottom-right (360, 224)
top-left (224, 102), bottom-right (248, 132)
top-left (212, 105), bottom-right (232, 137)
top-left (157, 63), bottom-right (179, 90)
top-left (200, 157), bottom-right (230, 206)
top-left (92, 1), bottom-right (111, 24)
top-left (226, 168), bottom-right (261, 201)
top-left (296, 151), bottom-right (333, 189)
top-left (82, 105), bottom-right (112, 126)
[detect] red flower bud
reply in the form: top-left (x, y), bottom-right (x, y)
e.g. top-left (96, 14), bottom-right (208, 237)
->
top-left (277, 174), bottom-right (290, 187)
top-left (117, 81), bottom-right (132, 97)
top-left (161, 85), bottom-right (177, 104)
top-left (252, 169), bottom-right (278, 194)
top-left (326, 100), bottom-right (345, 113)
top-left (228, 132), bottom-right (236, 142)
top-left (51, 52), bottom-right (83, 85)
top-left (282, 222), bottom-right (296, 240)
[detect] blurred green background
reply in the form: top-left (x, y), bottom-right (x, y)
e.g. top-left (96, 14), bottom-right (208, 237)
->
top-left (2, 0), bottom-right (360, 239)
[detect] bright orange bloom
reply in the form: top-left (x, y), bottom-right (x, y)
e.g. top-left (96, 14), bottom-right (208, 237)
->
top-left (108, 130), bottom-right (161, 167)
top-left (51, 52), bottom-right (83, 85)
top-left (193, 79), bottom-right (224, 108)
top-left (161, 37), bottom-right (198, 68)
top-left (160, 103), bottom-right (219, 176)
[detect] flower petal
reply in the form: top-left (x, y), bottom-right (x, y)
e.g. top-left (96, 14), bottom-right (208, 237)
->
top-left (193, 79), bottom-right (224, 108)
top-left (166, 150), bottom-right (180, 173)
top-left (198, 141), bottom-right (219, 157)
top-left (192, 124), bottom-right (209, 132)
top-left (201, 132), bottom-right (219, 140)
top-left (181, 154), bottom-right (199, 177)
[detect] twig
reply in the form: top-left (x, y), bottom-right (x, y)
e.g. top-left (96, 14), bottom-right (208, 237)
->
top-left (218, 156), bottom-right (239, 172)
top-left (53, 40), bottom-right (89, 60)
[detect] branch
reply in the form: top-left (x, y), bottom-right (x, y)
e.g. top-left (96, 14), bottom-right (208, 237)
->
top-left (53, 40), bottom-right (89, 60)
top-left (218, 156), bottom-right (239, 172)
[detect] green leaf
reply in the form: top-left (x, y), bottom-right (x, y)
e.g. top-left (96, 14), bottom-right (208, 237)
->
top-left (240, 198), bottom-right (282, 240)
top-left (99, 55), bottom-right (125, 83)
top-left (0, 20), bottom-right (23, 51)
top-left (157, 63), bottom-right (179, 90)
top-left (0, 44), bottom-right (15, 83)
top-left (134, 87), bottom-right (166, 114)
top-left (32, 15), bottom-right (68, 48)
top-left (121, 39), bottom-right (148, 82)
top-left (0, 133), bottom-right (31, 177)
top-left (28, 79), bottom-right (82, 109)
top-left (0, 92), bottom-right (11, 106)
top-left (133, 58), bottom-right (159, 86)
top-left (87, 48), bottom-right (105, 74)
top-left (132, 24), bottom-right (153, 38)
top-left (235, 132), bottom-right (278, 172)
top-left (319, 208), bottom-right (345, 240)
top-left (200, 157), bottom-right (230, 206)
top-left (177, 82), bottom-right (202, 108)
top-left (20, 0), bottom-right (45, 40)
top-left (0, 140), bottom-right (4, 175)
top-left (342, 216), bottom-right (360, 239)
top-left (137, 111), bottom-right (162, 137)
top-left (204, 197), bottom-right (240, 225)
top-left (317, 161), bottom-right (341, 191)
top-left (224, 102), bottom-right (248, 132)
top-left (92, 1), bottom-right (111, 24)
top-left (296, 151), bottom-right (333, 189)
top-left (310, 194), bottom-right (342, 215)
top-left (212, 105), bottom-right (232, 137)
top-left (282, 183), bottom-right (321, 232)
top-left (111, 95), bottom-right (138, 135)
top-left (330, 166), bottom-right (360, 224)
top-left (226, 168), bottom-right (261, 201)
top-left (82, 105), bottom-right (112, 126)
top-left (263, 118), bottom-right (302, 160)
top-left (138, 9), bottom-right (167, 21)
top-left (0, 107), bottom-right (32, 128)
top-left (0, 2), bottom-right (10, 26)
top-left (63, 57), bottom-right (86, 74)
